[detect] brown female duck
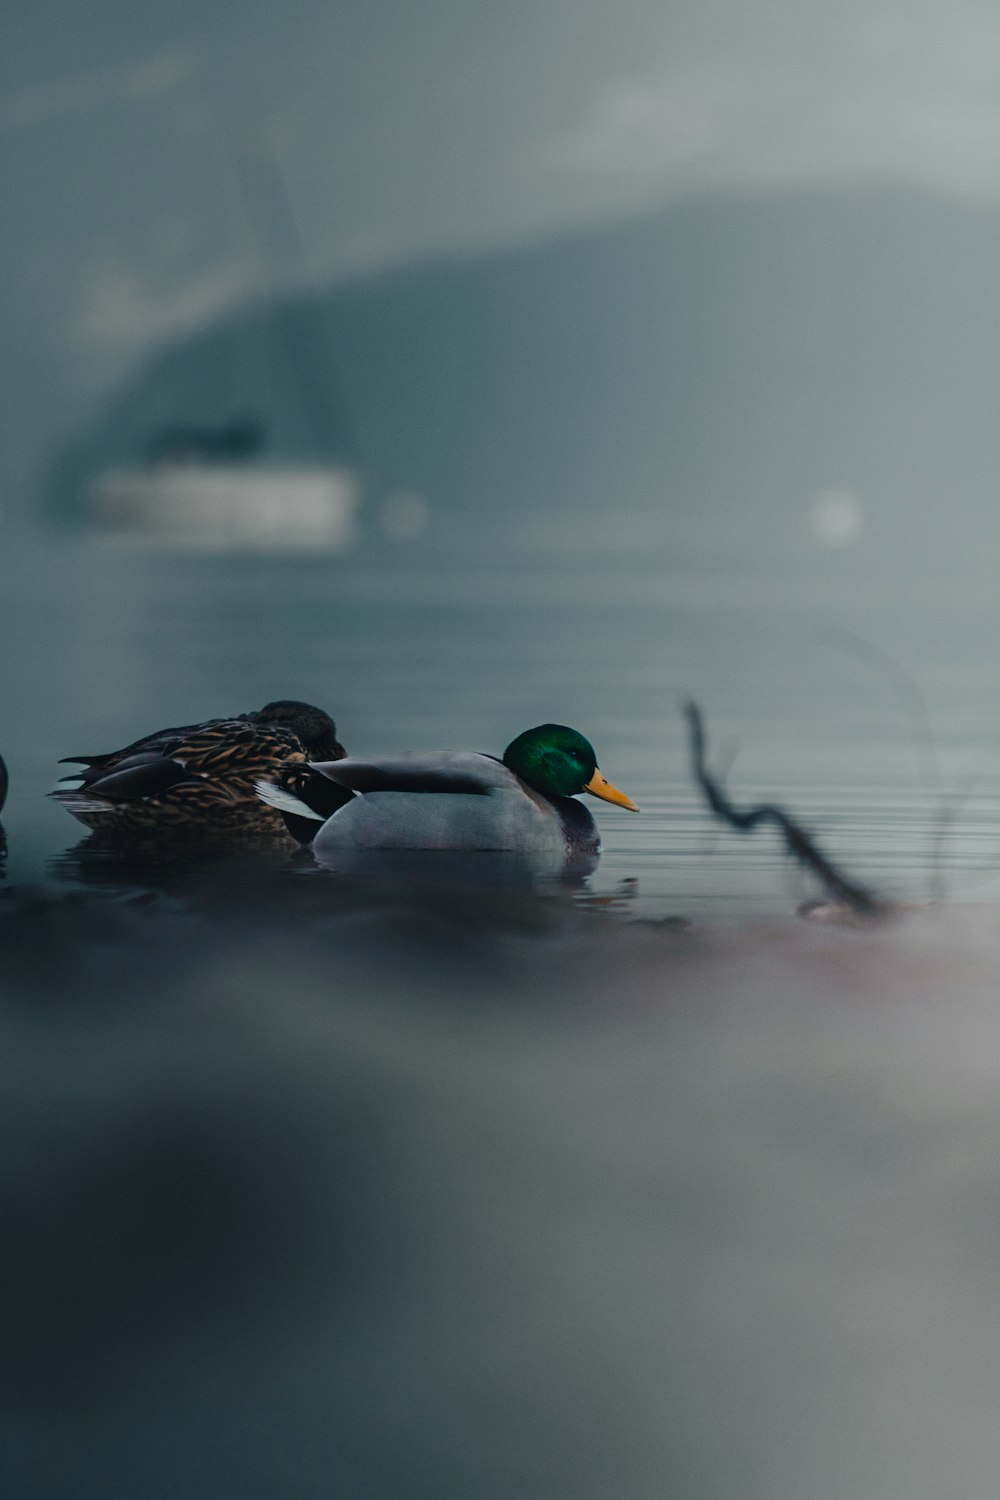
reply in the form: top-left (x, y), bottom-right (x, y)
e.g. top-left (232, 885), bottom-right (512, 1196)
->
top-left (51, 699), bottom-right (345, 840)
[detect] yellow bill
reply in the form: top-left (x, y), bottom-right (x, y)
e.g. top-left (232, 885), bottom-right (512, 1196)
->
top-left (584, 769), bottom-right (639, 811)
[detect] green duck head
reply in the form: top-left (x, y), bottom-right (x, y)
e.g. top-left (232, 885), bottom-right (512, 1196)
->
top-left (502, 724), bottom-right (638, 809)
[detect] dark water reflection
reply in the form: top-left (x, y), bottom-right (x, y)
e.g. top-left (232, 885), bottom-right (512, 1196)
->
top-left (3, 880), bottom-right (1000, 1499)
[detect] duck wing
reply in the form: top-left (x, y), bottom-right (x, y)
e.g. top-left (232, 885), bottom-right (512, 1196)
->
top-left (57, 718), bottom-right (303, 806)
top-left (256, 752), bottom-right (510, 845)
top-left (304, 752), bottom-right (578, 855)
top-left (58, 715), bottom-right (249, 771)
top-left (69, 750), bottom-right (198, 801)
top-left (308, 751), bottom-right (508, 797)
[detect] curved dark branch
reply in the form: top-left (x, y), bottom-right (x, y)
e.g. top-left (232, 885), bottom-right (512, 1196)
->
top-left (685, 701), bottom-right (883, 916)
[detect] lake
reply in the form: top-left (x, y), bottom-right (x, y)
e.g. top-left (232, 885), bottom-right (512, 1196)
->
top-left (4, 518), bottom-right (1000, 1499)
top-left (5, 517), bottom-right (1000, 914)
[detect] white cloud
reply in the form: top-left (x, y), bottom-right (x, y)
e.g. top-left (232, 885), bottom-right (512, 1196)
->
top-left (540, 66), bottom-right (767, 178)
top-left (536, 14), bottom-right (1000, 201)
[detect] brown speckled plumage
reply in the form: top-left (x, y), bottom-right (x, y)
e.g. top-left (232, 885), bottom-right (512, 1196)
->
top-left (51, 699), bottom-right (345, 842)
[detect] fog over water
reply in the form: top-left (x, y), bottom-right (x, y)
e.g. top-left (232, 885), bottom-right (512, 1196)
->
top-left (0, 523), bottom-right (999, 1498)
top-left (6, 852), bottom-right (1000, 1499)
top-left (10, 2), bottom-right (1000, 1493)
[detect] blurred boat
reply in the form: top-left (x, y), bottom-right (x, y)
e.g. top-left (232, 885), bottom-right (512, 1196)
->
top-left (88, 461), bottom-right (360, 552)
top-left (84, 137), bottom-right (364, 553)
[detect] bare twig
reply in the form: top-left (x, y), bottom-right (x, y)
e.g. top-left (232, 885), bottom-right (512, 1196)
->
top-left (685, 701), bottom-right (884, 917)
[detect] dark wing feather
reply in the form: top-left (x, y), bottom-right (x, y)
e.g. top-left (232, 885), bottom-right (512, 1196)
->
top-left (81, 754), bottom-right (197, 802)
top-left (280, 765), bottom-right (357, 819)
top-left (52, 710), bottom-right (330, 834)
top-left (308, 754), bottom-right (494, 797)
top-left (58, 717), bottom-right (238, 774)
top-left (59, 716), bottom-right (254, 773)
top-left (169, 721), bottom-right (310, 779)
top-left (59, 720), bottom-right (295, 808)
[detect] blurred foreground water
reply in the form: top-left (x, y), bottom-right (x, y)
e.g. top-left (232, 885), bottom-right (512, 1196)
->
top-left (6, 881), bottom-right (1000, 1499)
top-left (4, 521), bottom-right (1000, 1497)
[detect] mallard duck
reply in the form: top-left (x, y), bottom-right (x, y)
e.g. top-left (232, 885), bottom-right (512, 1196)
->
top-left (51, 699), bottom-right (345, 840)
top-left (257, 723), bottom-right (637, 862)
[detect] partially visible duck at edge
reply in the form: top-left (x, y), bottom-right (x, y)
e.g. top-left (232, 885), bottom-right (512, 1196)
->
top-left (51, 700), bottom-right (345, 840)
top-left (0, 751), bottom-right (7, 816)
top-left (257, 723), bottom-right (637, 868)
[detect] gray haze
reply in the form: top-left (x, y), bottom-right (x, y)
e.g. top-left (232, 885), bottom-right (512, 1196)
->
top-left (10, 12), bottom-right (1000, 1496)
top-left (7, 887), bottom-right (1000, 1500)
top-left (8, 1), bottom-right (1000, 514)
top-left (48, 184), bottom-right (1000, 576)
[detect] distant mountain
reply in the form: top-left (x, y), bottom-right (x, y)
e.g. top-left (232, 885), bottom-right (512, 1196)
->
top-left (48, 184), bottom-right (1000, 541)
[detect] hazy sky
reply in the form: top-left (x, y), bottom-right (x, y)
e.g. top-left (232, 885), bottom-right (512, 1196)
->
top-left (6, 0), bottom-right (1000, 503)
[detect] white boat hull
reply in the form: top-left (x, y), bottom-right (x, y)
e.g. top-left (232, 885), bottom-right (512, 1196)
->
top-left (89, 465), bottom-right (360, 551)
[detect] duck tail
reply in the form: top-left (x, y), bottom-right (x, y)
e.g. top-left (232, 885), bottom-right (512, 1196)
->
top-left (256, 766), bottom-right (354, 846)
top-left (255, 779), bottom-right (323, 819)
top-left (49, 788), bottom-right (118, 824)
top-left (254, 779), bottom-right (324, 846)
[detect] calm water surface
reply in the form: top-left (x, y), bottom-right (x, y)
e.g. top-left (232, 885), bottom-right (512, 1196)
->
top-left (3, 523), bottom-right (1000, 915)
top-left (7, 525), bottom-right (1000, 1500)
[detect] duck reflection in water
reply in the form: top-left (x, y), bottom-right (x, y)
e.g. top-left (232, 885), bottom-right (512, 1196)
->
top-left (52, 833), bottom-right (602, 927)
top-left (0, 750), bottom-right (7, 875)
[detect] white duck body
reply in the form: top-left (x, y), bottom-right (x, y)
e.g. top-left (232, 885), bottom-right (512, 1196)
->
top-left (269, 751), bottom-right (601, 860)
